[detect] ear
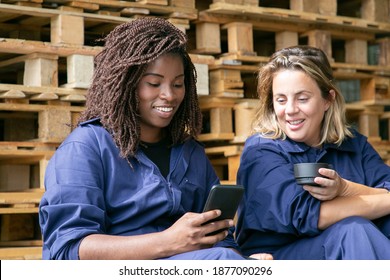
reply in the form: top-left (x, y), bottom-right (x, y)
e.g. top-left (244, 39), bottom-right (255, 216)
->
top-left (325, 89), bottom-right (335, 111)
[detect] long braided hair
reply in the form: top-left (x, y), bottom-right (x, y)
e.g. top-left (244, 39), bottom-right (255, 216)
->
top-left (78, 17), bottom-right (202, 159)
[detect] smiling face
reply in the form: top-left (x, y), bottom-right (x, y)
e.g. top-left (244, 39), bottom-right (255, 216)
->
top-left (272, 69), bottom-right (331, 147)
top-left (137, 53), bottom-right (185, 143)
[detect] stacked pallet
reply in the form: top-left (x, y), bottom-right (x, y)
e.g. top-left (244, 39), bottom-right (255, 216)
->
top-left (194, 0), bottom-right (390, 177)
top-left (0, 0), bottom-right (202, 260)
top-left (1, 0), bottom-right (390, 259)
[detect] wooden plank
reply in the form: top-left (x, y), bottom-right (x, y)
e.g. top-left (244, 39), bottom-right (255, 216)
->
top-left (0, 83), bottom-right (87, 99)
top-left (197, 132), bottom-right (235, 141)
top-left (0, 246), bottom-right (41, 259)
top-left (0, 102), bottom-right (84, 113)
top-left (0, 89), bottom-right (26, 99)
top-left (0, 149), bottom-right (54, 164)
top-left (66, 1), bottom-right (100, 11)
top-left (205, 145), bottom-right (243, 157)
top-left (0, 190), bottom-right (43, 204)
top-left (199, 96), bottom-right (237, 109)
top-left (0, 142), bottom-right (58, 151)
top-left (0, 38), bottom-right (102, 56)
top-left (171, 0), bottom-right (195, 8)
top-left (136, 0), bottom-right (168, 5)
top-left (0, 207), bottom-right (39, 214)
top-left (0, 239), bottom-right (42, 247)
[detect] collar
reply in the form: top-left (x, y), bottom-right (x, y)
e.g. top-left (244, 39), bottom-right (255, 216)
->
top-left (280, 135), bottom-right (357, 155)
top-left (79, 117), bottom-right (102, 126)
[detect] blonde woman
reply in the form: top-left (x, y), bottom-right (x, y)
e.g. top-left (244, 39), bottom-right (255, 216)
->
top-left (236, 45), bottom-right (390, 259)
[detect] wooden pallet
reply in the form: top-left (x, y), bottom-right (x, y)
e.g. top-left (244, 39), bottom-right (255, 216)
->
top-left (0, 1), bottom-right (197, 47)
top-left (198, 96), bottom-right (236, 142)
top-left (0, 246), bottom-right (42, 259)
top-left (196, 2), bottom-right (390, 67)
top-left (0, 144), bottom-right (54, 190)
top-left (0, 190), bottom-right (43, 251)
top-left (205, 144), bottom-right (243, 183)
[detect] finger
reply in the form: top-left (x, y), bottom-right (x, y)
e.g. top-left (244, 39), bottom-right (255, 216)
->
top-left (204, 219), bottom-right (233, 235)
top-left (303, 185), bottom-right (323, 193)
top-left (303, 186), bottom-right (328, 197)
top-left (201, 229), bottom-right (229, 244)
top-left (313, 176), bottom-right (328, 187)
top-left (198, 210), bottom-right (222, 225)
top-left (318, 168), bottom-right (337, 179)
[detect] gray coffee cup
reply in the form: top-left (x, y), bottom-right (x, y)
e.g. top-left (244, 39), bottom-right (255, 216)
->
top-left (294, 163), bottom-right (332, 187)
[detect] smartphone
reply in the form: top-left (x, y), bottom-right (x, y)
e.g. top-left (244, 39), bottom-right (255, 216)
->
top-left (202, 184), bottom-right (245, 222)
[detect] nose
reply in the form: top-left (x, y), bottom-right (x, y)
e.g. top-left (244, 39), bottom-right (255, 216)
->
top-left (285, 100), bottom-right (299, 114)
top-left (160, 85), bottom-right (174, 101)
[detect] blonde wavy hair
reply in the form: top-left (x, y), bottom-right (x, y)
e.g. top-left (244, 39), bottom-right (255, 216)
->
top-left (252, 45), bottom-right (353, 146)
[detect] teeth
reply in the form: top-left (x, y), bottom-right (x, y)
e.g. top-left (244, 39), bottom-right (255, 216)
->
top-left (289, 120), bottom-right (303, 125)
top-left (155, 106), bottom-right (173, 112)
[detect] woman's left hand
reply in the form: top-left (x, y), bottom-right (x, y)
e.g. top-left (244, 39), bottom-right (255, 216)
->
top-left (303, 167), bottom-right (347, 201)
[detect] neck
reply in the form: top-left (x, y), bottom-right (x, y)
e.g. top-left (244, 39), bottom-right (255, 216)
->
top-left (140, 128), bottom-right (165, 144)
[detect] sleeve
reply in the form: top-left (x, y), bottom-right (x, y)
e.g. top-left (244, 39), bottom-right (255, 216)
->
top-left (237, 141), bottom-right (321, 237)
top-left (39, 131), bottom-right (107, 260)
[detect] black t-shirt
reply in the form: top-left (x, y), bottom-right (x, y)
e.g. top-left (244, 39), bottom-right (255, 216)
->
top-left (139, 137), bottom-right (171, 178)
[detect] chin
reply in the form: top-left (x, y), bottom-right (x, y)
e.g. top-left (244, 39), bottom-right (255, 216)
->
top-left (287, 135), bottom-right (305, 143)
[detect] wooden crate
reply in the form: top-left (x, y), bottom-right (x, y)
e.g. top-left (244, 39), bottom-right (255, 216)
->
top-left (205, 145), bottom-right (243, 184)
top-left (198, 96), bottom-right (235, 142)
top-left (232, 99), bottom-right (258, 143)
top-left (0, 100), bottom-right (83, 142)
top-left (0, 142), bottom-right (55, 190)
top-left (209, 67), bottom-right (244, 98)
top-left (0, 52), bottom-right (94, 90)
top-left (0, 190), bottom-right (43, 259)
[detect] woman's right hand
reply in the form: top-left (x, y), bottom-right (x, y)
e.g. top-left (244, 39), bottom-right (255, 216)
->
top-left (303, 167), bottom-right (347, 201)
top-left (161, 210), bottom-right (234, 255)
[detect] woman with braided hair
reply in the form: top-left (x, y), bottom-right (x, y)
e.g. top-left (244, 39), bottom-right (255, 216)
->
top-left (39, 17), bottom-right (272, 260)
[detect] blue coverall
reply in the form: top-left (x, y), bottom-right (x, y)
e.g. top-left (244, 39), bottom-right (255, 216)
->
top-left (236, 130), bottom-right (390, 259)
top-left (39, 119), bottom-right (244, 260)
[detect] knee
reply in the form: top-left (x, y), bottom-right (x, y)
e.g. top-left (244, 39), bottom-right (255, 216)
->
top-left (331, 216), bottom-right (375, 234)
top-left (212, 247), bottom-right (244, 260)
top-left (324, 216), bottom-right (382, 245)
top-left (323, 216), bottom-right (390, 259)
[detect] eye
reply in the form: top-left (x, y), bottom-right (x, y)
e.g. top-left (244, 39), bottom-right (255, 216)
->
top-left (147, 82), bottom-right (160, 87)
top-left (173, 83), bottom-right (184, 88)
top-left (275, 97), bottom-right (286, 104)
top-left (298, 97), bottom-right (308, 103)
